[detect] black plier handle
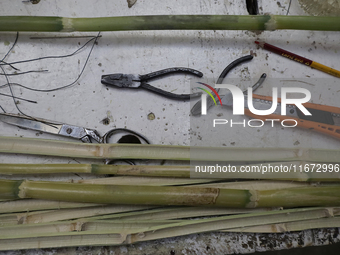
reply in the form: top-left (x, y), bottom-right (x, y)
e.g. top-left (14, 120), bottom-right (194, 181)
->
top-left (101, 67), bottom-right (203, 100)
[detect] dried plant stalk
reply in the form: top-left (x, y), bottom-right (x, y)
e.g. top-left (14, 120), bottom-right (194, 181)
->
top-left (1, 179), bottom-right (340, 208)
top-left (1, 136), bottom-right (340, 163)
top-left (0, 15), bottom-right (340, 32)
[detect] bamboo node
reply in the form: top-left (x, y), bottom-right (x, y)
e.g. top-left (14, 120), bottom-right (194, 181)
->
top-left (246, 190), bottom-right (259, 208)
top-left (72, 222), bottom-right (84, 231)
top-left (325, 207), bottom-right (334, 218)
top-left (275, 223), bottom-right (288, 232)
top-left (211, 188), bottom-right (220, 204)
top-left (17, 180), bottom-right (28, 199)
top-left (264, 15), bottom-right (277, 31)
top-left (121, 233), bottom-right (130, 244)
top-left (17, 215), bottom-right (27, 225)
top-left (61, 18), bottom-right (74, 32)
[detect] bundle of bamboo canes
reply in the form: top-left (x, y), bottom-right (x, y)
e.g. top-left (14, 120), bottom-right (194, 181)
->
top-left (0, 136), bottom-right (340, 250)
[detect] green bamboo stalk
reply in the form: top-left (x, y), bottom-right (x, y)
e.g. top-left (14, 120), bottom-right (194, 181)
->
top-left (127, 208), bottom-right (336, 244)
top-left (0, 199), bottom-right (103, 214)
top-left (76, 176), bottom-right (218, 186)
top-left (19, 220), bottom-right (189, 240)
top-left (0, 208), bottom-right (335, 239)
top-left (0, 207), bottom-right (334, 250)
top-left (78, 177), bottom-right (319, 190)
top-left (0, 163), bottom-right (191, 177)
top-left (0, 220), bottom-right (176, 240)
top-left (224, 217), bottom-right (340, 233)
top-left (2, 179), bottom-right (340, 208)
top-left (1, 136), bottom-right (340, 162)
top-left (0, 15), bottom-right (340, 32)
top-left (1, 162), bottom-right (340, 182)
top-left (92, 207), bottom-right (280, 222)
top-left (196, 180), bottom-right (314, 190)
top-left (0, 234), bottom-right (124, 251)
top-left (0, 164), bottom-right (93, 175)
top-left (0, 205), bottom-right (154, 226)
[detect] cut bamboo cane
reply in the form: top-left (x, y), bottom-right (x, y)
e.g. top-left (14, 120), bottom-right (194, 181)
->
top-left (1, 136), bottom-right (340, 163)
top-left (0, 163), bottom-right (191, 177)
top-left (1, 179), bottom-right (340, 208)
top-left (0, 234), bottom-right (124, 250)
top-left (0, 207), bottom-right (335, 250)
top-left (76, 176), bottom-right (218, 186)
top-left (0, 208), bottom-right (335, 239)
top-left (195, 180), bottom-right (315, 190)
top-left (0, 199), bottom-right (102, 214)
top-left (91, 207), bottom-right (280, 222)
top-left (224, 216), bottom-right (340, 233)
top-left (126, 208), bottom-right (337, 244)
top-left (77, 177), bottom-right (320, 190)
top-left (1, 162), bottom-right (340, 182)
top-left (0, 220), bottom-right (177, 240)
top-left (0, 15), bottom-right (340, 32)
top-left (0, 205), bottom-right (155, 226)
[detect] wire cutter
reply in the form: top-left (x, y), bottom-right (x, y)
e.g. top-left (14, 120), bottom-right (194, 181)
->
top-left (101, 67), bottom-right (203, 100)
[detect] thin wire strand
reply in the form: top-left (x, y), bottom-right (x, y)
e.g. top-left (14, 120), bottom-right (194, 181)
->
top-left (0, 36), bottom-right (98, 67)
top-left (0, 92), bottom-right (37, 103)
top-left (0, 32), bottom-right (100, 118)
top-left (0, 60), bottom-right (19, 71)
top-left (0, 64), bottom-right (29, 116)
top-left (2, 32), bottom-right (100, 93)
top-left (286, 0), bottom-right (292, 15)
top-left (0, 105), bottom-right (6, 113)
top-left (0, 33), bottom-right (19, 113)
top-left (1, 32), bottom-right (18, 62)
top-left (0, 70), bottom-right (48, 76)
top-left (30, 35), bottom-right (102, 39)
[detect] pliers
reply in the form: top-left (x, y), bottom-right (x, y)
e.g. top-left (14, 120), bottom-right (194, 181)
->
top-left (101, 67), bottom-right (203, 100)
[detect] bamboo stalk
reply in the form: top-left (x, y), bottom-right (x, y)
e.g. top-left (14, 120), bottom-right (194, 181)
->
top-left (0, 15), bottom-right (340, 32)
top-left (1, 208), bottom-right (336, 239)
top-left (92, 207), bottom-right (280, 222)
top-left (224, 217), bottom-right (340, 233)
top-left (0, 220), bottom-right (176, 240)
top-left (0, 205), bottom-right (155, 226)
top-left (2, 179), bottom-right (340, 208)
top-left (195, 180), bottom-right (315, 190)
top-left (0, 163), bottom-right (191, 177)
top-left (77, 177), bottom-right (320, 190)
top-left (0, 234), bottom-right (124, 251)
top-left (126, 208), bottom-right (337, 244)
top-left (1, 162), bottom-right (340, 182)
top-left (0, 207), bottom-right (335, 250)
top-left (0, 199), bottom-right (102, 214)
top-left (76, 176), bottom-right (218, 186)
top-left (1, 136), bottom-right (340, 163)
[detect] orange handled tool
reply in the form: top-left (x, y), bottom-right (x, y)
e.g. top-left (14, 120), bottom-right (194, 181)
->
top-left (245, 94), bottom-right (340, 139)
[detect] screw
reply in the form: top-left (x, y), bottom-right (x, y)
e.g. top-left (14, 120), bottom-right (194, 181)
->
top-left (66, 128), bottom-right (73, 134)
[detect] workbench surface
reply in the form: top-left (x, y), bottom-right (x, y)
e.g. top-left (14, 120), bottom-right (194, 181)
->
top-left (0, 0), bottom-right (339, 254)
